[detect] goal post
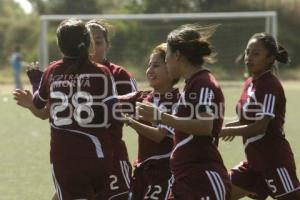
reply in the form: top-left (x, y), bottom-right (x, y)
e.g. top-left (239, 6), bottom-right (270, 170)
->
top-left (39, 11), bottom-right (277, 74)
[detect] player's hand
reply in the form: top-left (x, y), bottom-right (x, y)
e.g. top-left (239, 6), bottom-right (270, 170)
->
top-left (26, 62), bottom-right (43, 92)
top-left (136, 102), bottom-right (160, 122)
top-left (120, 113), bottom-right (134, 126)
top-left (12, 89), bottom-right (34, 109)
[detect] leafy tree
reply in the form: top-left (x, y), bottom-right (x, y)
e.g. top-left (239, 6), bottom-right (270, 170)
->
top-left (28, 0), bottom-right (101, 14)
top-left (0, 0), bottom-right (28, 67)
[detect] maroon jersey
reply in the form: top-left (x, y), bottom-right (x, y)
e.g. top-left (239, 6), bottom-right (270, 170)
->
top-left (102, 60), bottom-right (137, 165)
top-left (170, 69), bottom-right (226, 179)
top-left (102, 60), bottom-right (137, 95)
top-left (119, 89), bottom-right (180, 166)
top-left (237, 70), bottom-right (295, 170)
top-left (33, 58), bottom-right (117, 163)
top-left (102, 60), bottom-right (137, 146)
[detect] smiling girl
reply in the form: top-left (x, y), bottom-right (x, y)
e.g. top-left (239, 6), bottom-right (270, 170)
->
top-left (221, 33), bottom-right (300, 200)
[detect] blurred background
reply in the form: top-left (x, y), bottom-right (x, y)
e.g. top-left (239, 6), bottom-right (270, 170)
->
top-left (1, 0), bottom-right (300, 82)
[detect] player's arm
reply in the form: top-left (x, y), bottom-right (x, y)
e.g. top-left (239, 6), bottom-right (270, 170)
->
top-left (220, 120), bottom-right (241, 141)
top-left (160, 112), bottom-right (212, 136)
top-left (221, 116), bottom-right (271, 138)
top-left (30, 104), bottom-right (49, 120)
top-left (225, 120), bottom-right (240, 127)
top-left (121, 114), bottom-right (167, 143)
top-left (222, 88), bottom-right (276, 138)
top-left (26, 63), bottom-right (44, 93)
top-left (136, 102), bottom-right (213, 136)
top-left (13, 89), bottom-right (49, 120)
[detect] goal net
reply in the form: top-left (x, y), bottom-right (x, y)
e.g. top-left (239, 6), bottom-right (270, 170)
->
top-left (40, 12), bottom-right (277, 79)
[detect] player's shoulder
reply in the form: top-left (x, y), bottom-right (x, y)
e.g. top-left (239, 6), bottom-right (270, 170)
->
top-left (44, 59), bottom-right (64, 75)
top-left (256, 71), bottom-right (283, 91)
top-left (105, 61), bottom-right (132, 77)
top-left (188, 69), bottom-right (220, 90)
top-left (48, 59), bottom-right (63, 68)
top-left (85, 61), bottom-right (112, 76)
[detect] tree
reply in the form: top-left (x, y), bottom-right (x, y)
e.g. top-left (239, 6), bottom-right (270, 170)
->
top-left (28, 0), bottom-right (103, 14)
top-left (0, 0), bottom-right (29, 67)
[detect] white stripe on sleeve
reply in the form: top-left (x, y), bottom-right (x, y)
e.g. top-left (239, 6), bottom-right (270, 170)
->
top-left (199, 87), bottom-right (214, 106)
top-left (130, 78), bottom-right (138, 92)
top-left (277, 168), bottom-right (291, 192)
top-left (257, 93), bottom-right (276, 118)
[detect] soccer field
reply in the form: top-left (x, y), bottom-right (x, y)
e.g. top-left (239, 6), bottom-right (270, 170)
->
top-left (0, 82), bottom-right (299, 200)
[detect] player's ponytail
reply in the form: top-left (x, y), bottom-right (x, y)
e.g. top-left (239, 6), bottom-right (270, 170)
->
top-left (75, 41), bottom-right (90, 72)
top-left (167, 24), bottom-right (217, 67)
top-left (250, 33), bottom-right (290, 66)
top-left (57, 19), bottom-right (91, 73)
top-left (276, 44), bottom-right (290, 64)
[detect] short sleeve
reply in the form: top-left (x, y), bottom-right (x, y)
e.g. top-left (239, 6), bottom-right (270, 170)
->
top-left (32, 68), bottom-right (51, 109)
top-left (255, 85), bottom-right (276, 118)
top-left (183, 84), bottom-right (215, 117)
top-left (114, 69), bottom-right (138, 95)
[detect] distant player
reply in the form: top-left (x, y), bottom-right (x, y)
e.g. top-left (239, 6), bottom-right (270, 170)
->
top-left (120, 43), bottom-right (179, 200)
top-left (10, 45), bottom-right (23, 89)
top-left (15, 19), bottom-right (117, 200)
top-left (221, 33), bottom-right (300, 199)
top-left (137, 25), bottom-right (231, 200)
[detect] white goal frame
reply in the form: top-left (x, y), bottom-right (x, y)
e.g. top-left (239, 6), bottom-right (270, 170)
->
top-left (39, 11), bottom-right (277, 68)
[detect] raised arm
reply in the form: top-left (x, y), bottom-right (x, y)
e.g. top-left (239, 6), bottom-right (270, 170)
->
top-left (13, 89), bottom-right (49, 120)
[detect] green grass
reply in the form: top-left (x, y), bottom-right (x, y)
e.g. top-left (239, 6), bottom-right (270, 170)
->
top-left (0, 82), bottom-right (299, 200)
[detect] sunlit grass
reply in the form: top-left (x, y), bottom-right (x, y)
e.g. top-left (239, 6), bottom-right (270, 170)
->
top-left (0, 81), bottom-right (299, 199)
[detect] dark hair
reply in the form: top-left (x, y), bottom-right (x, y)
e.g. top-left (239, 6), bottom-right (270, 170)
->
top-left (86, 19), bottom-right (111, 48)
top-left (57, 19), bottom-right (90, 73)
top-left (250, 32), bottom-right (290, 64)
top-left (167, 24), bottom-right (217, 66)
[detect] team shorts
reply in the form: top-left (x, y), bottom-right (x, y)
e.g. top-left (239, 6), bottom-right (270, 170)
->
top-left (230, 161), bottom-right (300, 199)
top-left (129, 161), bottom-right (173, 200)
top-left (98, 140), bottom-right (132, 200)
top-left (170, 165), bottom-right (231, 200)
top-left (52, 158), bottom-right (111, 200)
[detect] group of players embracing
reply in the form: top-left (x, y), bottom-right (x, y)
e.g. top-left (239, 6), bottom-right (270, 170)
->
top-left (13, 18), bottom-right (300, 200)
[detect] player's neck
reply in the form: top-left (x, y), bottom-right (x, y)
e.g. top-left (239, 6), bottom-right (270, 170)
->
top-left (252, 69), bottom-right (271, 80)
top-left (183, 64), bottom-right (204, 80)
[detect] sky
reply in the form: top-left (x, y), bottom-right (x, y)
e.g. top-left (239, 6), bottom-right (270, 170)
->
top-left (13, 0), bottom-right (33, 14)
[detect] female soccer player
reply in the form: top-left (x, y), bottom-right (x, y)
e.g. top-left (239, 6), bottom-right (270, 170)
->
top-left (120, 43), bottom-right (179, 200)
top-left (17, 19), bottom-right (117, 200)
top-left (221, 33), bottom-right (300, 200)
top-left (14, 19), bottom-right (137, 200)
top-left (137, 24), bottom-right (231, 200)
top-left (86, 19), bottom-right (137, 200)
